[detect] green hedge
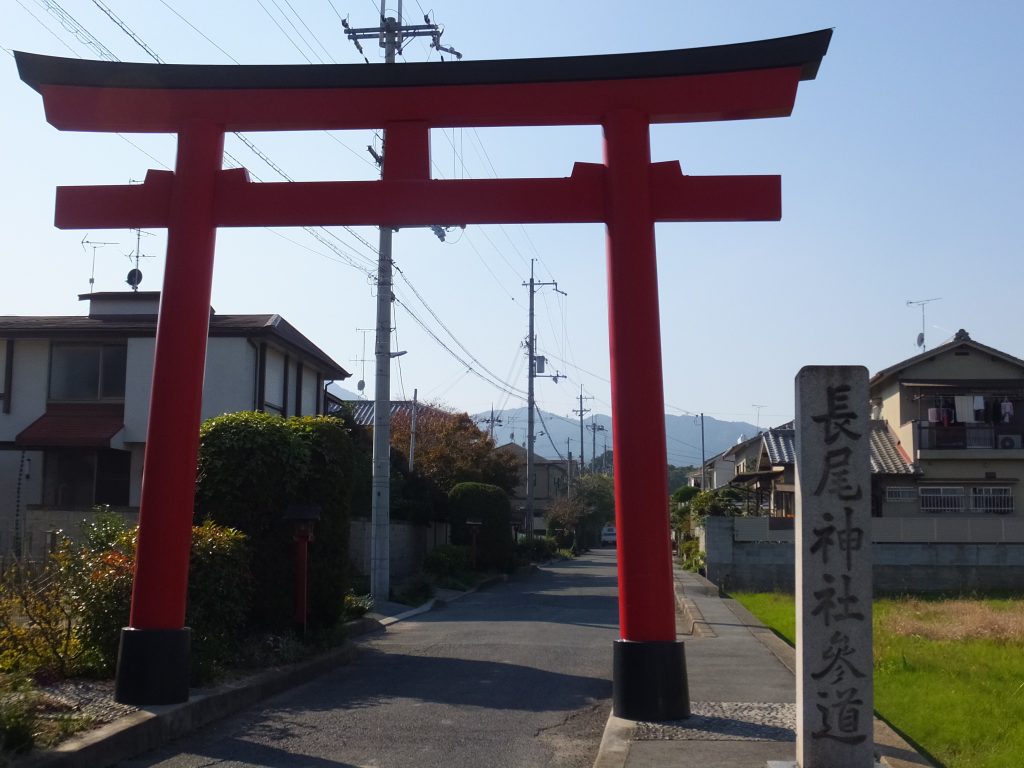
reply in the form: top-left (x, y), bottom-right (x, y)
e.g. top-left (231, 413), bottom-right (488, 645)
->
top-left (448, 482), bottom-right (513, 572)
top-left (195, 412), bottom-right (354, 631)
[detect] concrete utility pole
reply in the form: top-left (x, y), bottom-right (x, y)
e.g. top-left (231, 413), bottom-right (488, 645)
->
top-left (699, 412), bottom-right (706, 489)
top-left (587, 417), bottom-right (606, 475)
top-left (409, 388), bottom-right (418, 472)
top-left (344, 3), bottom-right (459, 603)
top-left (523, 258), bottom-right (563, 538)
top-left (574, 387), bottom-right (592, 474)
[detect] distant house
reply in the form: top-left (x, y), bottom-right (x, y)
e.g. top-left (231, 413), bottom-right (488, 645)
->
top-left (702, 330), bottom-right (1024, 593)
top-left (0, 291), bottom-right (348, 557)
top-left (727, 421), bottom-right (913, 518)
top-left (870, 329), bottom-right (1024, 524)
top-left (692, 449), bottom-right (738, 490)
top-left (495, 442), bottom-right (568, 536)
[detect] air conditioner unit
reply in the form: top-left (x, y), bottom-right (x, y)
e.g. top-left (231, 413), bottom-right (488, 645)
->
top-left (998, 434), bottom-right (1022, 449)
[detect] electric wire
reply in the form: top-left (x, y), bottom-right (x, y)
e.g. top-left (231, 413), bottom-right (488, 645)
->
top-left (392, 263), bottom-right (521, 392)
top-left (255, 0), bottom-right (314, 63)
top-left (16, 0), bottom-right (80, 56)
top-left (91, 1), bottom-right (164, 62)
top-left (393, 297), bottom-right (525, 400)
top-left (158, 0), bottom-right (240, 63)
top-left (534, 404), bottom-right (565, 460)
top-left (33, 0), bottom-right (116, 60)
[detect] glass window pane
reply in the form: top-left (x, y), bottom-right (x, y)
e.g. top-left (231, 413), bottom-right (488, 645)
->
top-left (50, 345), bottom-right (100, 400)
top-left (100, 345), bottom-right (127, 398)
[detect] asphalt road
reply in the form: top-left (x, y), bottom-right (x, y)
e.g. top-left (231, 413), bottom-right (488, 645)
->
top-left (119, 549), bottom-right (620, 768)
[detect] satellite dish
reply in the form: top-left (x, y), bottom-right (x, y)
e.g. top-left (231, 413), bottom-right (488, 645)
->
top-left (357, 379), bottom-right (365, 391)
top-left (126, 268), bottom-right (143, 288)
top-left (916, 332), bottom-right (925, 349)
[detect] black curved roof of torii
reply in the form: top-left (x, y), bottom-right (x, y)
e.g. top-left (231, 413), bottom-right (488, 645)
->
top-left (17, 29), bottom-right (831, 92)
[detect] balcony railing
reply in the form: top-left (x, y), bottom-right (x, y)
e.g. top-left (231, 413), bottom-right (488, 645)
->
top-left (917, 423), bottom-right (1024, 451)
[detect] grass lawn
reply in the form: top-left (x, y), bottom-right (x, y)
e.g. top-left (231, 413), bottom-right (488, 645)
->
top-left (731, 592), bottom-right (1024, 768)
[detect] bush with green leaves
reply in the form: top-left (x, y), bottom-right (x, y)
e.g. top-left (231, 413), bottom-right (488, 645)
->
top-left (72, 515), bottom-right (252, 681)
top-left (423, 544), bottom-right (473, 588)
top-left (195, 412), bottom-right (355, 631)
top-left (448, 482), bottom-right (514, 572)
top-left (0, 675), bottom-right (37, 754)
top-left (515, 537), bottom-right (558, 564)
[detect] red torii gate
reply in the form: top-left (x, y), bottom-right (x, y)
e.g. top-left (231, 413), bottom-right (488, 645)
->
top-left (17, 29), bottom-right (830, 717)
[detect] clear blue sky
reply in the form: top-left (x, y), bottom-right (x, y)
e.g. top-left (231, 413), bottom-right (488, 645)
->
top-left (3, 1), bottom-right (1023, 458)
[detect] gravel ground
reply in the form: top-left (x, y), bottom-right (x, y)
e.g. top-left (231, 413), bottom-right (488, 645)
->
top-left (635, 701), bottom-right (796, 742)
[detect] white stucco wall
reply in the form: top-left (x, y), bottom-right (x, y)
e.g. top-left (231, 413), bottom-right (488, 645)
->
top-left (201, 338), bottom-right (257, 420)
top-left (123, 337), bottom-right (155, 443)
top-left (123, 337), bottom-right (257, 441)
top-left (301, 364), bottom-right (318, 415)
top-left (0, 339), bottom-right (50, 438)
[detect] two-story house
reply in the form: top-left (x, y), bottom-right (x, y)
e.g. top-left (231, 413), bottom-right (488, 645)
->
top-left (0, 291), bottom-right (348, 557)
top-left (495, 442), bottom-right (569, 536)
top-left (869, 329), bottom-right (1024, 540)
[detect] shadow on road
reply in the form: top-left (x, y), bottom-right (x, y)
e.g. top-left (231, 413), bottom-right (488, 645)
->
top-left (288, 650), bottom-right (613, 714)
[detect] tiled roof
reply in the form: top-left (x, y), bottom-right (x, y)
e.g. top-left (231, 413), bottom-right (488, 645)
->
top-left (16, 403), bottom-right (124, 448)
top-left (755, 420), bottom-right (912, 475)
top-left (331, 400), bottom-right (450, 427)
top-left (763, 427), bottom-right (794, 465)
top-left (869, 420), bottom-right (914, 475)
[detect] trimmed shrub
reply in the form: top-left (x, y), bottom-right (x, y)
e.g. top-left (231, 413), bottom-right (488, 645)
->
top-left (423, 544), bottom-right (471, 580)
top-left (448, 482), bottom-right (514, 572)
top-left (73, 516), bottom-right (252, 680)
top-left (196, 413), bottom-right (354, 631)
top-left (187, 521), bottom-right (253, 680)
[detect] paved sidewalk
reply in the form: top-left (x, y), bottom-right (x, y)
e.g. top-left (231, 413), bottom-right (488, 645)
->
top-left (593, 569), bottom-right (935, 768)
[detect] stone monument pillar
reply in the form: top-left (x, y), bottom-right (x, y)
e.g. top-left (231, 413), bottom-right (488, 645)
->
top-left (794, 366), bottom-right (874, 767)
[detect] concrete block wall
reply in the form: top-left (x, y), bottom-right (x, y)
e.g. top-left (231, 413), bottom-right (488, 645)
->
top-left (702, 517), bottom-right (1024, 593)
top-left (348, 519), bottom-right (449, 583)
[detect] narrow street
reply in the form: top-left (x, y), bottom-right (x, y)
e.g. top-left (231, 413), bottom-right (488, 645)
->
top-left (119, 550), bottom-right (619, 768)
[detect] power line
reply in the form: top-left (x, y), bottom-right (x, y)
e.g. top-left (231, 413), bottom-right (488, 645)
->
top-left (158, 0), bottom-right (240, 63)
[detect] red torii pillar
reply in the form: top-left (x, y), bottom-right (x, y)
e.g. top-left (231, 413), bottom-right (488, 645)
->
top-left (17, 29), bottom-right (830, 715)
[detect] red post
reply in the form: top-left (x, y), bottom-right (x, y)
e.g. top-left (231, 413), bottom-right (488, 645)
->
top-left (604, 109), bottom-right (688, 720)
top-left (115, 120), bottom-right (224, 705)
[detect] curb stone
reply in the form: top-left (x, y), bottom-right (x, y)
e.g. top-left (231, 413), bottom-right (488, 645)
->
top-left (17, 618), bottom-right (385, 768)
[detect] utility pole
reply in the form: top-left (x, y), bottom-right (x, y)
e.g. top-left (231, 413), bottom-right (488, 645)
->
top-left (588, 417), bottom-right (606, 474)
top-left (700, 413), bottom-right (706, 489)
top-left (409, 388), bottom-right (418, 472)
top-left (566, 439), bottom-right (574, 499)
top-left (574, 387), bottom-right (593, 474)
top-left (524, 258), bottom-right (564, 539)
top-left (478, 405), bottom-right (502, 438)
top-left (343, 3), bottom-right (459, 604)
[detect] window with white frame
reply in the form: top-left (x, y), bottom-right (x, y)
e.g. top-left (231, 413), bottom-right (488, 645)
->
top-left (886, 486), bottom-right (916, 503)
top-left (971, 487), bottom-right (1013, 514)
top-left (49, 343), bottom-right (127, 401)
top-left (919, 486), bottom-right (964, 513)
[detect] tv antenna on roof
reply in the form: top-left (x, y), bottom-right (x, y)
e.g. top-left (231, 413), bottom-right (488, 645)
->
top-left (124, 229), bottom-right (156, 291)
top-left (81, 234), bottom-right (118, 292)
top-left (906, 297), bottom-right (942, 351)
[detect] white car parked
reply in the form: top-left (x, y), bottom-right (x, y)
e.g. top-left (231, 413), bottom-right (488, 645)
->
top-left (600, 525), bottom-right (616, 547)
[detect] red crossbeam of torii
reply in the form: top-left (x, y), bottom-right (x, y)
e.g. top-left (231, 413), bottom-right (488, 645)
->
top-left (17, 29), bottom-right (831, 714)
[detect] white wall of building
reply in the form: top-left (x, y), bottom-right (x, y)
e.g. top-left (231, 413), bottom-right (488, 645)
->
top-left (201, 338), bottom-right (256, 421)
